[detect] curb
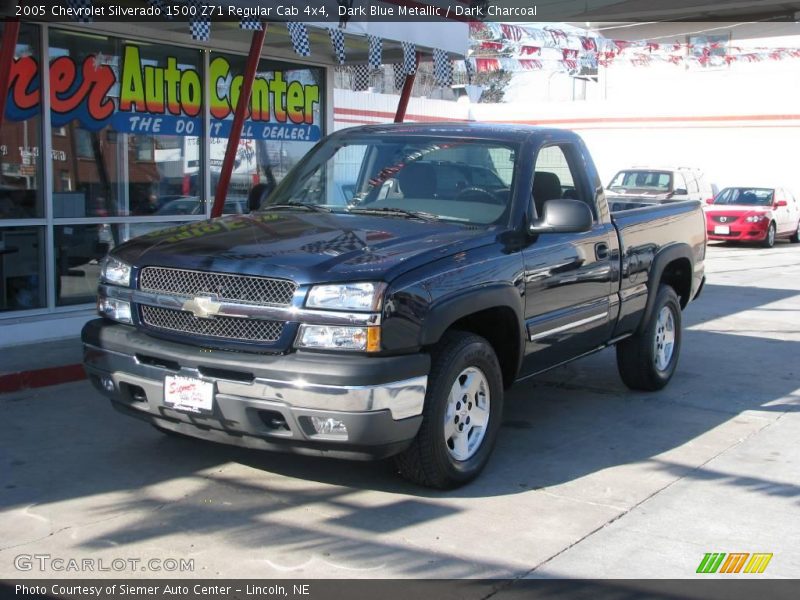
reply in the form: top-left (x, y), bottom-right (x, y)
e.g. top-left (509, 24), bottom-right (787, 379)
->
top-left (0, 364), bottom-right (87, 394)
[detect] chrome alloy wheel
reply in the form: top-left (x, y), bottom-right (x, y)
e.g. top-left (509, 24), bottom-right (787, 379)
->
top-left (768, 224), bottom-right (776, 247)
top-left (443, 367), bottom-right (491, 461)
top-left (653, 306), bottom-right (676, 372)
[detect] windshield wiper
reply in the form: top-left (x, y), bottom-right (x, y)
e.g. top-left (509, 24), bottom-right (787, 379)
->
top-left (262, 202), bottom-right (332, 213)
top-left (347, 207), bottom-right (439, 222)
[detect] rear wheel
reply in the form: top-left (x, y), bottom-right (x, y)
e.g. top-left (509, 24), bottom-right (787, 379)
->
top-left (616, 285), bottom-right (682, 391)
top-left (762, 222), bottom-right (776, 248)
top-left (790, 220), bottom-right (800, 244)
top-left (395, 331), bottom-right (503, 489)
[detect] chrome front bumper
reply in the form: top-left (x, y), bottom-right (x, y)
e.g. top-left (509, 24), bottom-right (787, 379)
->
top-left (82, 320), bottom-right (429, 459)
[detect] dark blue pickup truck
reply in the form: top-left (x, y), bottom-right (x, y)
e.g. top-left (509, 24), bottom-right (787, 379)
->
top-left (83, 123), bottom-right (706, 488)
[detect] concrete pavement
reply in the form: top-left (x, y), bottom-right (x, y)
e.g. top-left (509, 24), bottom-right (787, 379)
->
top-left (1, 241), bottom-right (798, 579)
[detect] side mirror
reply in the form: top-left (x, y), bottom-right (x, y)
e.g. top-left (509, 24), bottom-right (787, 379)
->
top-left (247, 182), bottom-right (275, 213)
top-left (673, 188), bottom-right (688, 196)
top-left (705, 197), bottom-right (715, 204)
top-left (529, 199), bottom-right (593, 235)
top-left (774, 200), bottom-right (788, 208)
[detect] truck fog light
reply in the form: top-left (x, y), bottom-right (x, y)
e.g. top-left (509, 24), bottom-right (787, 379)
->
top-left (97, 297), bottom-right (132, 324)
top-left (310, 416), bottom-right (348, 438)
top-left (101, 377), bottom-right (115, 392)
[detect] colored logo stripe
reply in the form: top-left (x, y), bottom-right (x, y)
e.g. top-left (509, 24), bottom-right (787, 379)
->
top-left (744, 553), bottom-right (773, 574)
top-left (697, 553), bottom-right (773, 574)
top-left (697, 553), bottom-right (726, 573)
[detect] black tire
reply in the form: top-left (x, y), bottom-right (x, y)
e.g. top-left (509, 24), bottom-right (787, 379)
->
top-left (395, 331), bottom-right (504, 489)
top-left (616, 285), bottom-right (682, 391)
top-left (762, 222), bottom-right (776, 248)
top-left (790, 221), bottom-right (800, 244)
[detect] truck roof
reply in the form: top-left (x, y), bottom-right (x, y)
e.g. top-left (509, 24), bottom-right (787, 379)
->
top-left (332, 121), bottom-right (580, 143)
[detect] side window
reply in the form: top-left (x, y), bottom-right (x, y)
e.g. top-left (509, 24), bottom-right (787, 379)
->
top-left (532, 144), bottom-right (592, 218)
top-left (687, 174), bottom-right (699, 195)
top-left (674, 173), bottom-right (687, 193)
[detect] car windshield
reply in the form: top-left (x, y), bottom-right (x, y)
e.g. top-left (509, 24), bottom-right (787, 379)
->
top-left (609, 170), bottom-right (672, 192)
top-left (261, 136), bottom-right (518, 226)
top-left (714, 188), bottom-right (774, 206)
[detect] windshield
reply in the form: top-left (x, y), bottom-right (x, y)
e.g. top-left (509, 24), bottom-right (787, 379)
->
top-left (262, 136), bottom-right (518, 226)
top-left (714, 187), bottom-right (774, 206)
top-left (609, 170), bottom-right (673, 192)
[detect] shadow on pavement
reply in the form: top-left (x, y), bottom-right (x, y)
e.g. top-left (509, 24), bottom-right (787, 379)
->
top-left (1, 283), bottom-right (798, 575)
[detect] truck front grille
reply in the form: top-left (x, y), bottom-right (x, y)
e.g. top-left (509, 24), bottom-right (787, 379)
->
top-left (139, 267), bottom-right (296, 306)
top-left (140, 305), bottom-right (284, 343)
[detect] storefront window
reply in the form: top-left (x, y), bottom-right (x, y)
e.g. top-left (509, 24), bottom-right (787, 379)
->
top-left (1, 23), bottom-right (44, 219)
top-left (209, 53), bottom-right (323, 213)
top-left (55, 222), bottom-right (184, 306)
top-left (0, 227), bottom-right (46, 311)
top-left (46, 30), bottom-right (204, 217)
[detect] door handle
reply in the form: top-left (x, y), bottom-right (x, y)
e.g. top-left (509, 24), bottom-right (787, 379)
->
top-left (595, 243), bottom-right (609, 260)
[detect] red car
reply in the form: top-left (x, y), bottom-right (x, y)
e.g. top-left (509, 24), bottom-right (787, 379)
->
top-left (705, 187), bottom-right (800, 248)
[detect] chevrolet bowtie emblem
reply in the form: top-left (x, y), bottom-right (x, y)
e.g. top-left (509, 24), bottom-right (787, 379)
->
top-left (182, 295), bottom-right (222, 319)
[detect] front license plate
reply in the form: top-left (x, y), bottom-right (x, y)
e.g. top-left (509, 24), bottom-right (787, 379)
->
top-left (164, 376), bottom-right (214, 414)
top-left (714, 225), bottom-right (730, 235)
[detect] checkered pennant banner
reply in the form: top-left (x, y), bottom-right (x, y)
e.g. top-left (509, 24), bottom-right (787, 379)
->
top-left (66, 0), bottom-right (93, 23)
top-left (402, 42), bottom-right (417, 75)
top-left (329, 28), bottom-right (346, 65)
top-left (351, 65), bottom-right (370, 91)
top-left (240, 17), bottom-right (263, 31)
top-left (393, 64), bottom-right (406, 90)
top-left (368, 35), bottom-right (382, 70)
top-left (464, 58), bottom-right (475, 82)
top-left (147, 0), bottom-right (171, 18)
top-left (433, 48), bottom-right (453, 86)
top-left (287, 22), bottom-right (311, 57)
top-left (188, 0), bottom-right (211, 41)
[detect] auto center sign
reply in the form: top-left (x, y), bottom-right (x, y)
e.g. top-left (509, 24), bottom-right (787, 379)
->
top-left (5, 44), bottom-right (322, 141)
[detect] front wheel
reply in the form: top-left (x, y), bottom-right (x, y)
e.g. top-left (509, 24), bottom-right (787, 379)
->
top-left (395, 331), bottom-right (503, 489)
top-left (616, 285), bottom-right (682, 391)
top-left (790, 220), bottom-right (800, 244)
top-left (762, 222), bottom-right (776, 248)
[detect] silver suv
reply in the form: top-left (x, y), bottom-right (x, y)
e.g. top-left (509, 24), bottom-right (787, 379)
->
top-left (607, 167), bottom-right (715, 203)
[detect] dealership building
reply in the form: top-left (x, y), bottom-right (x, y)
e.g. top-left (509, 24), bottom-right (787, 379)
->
top-left (0, 9), bottom-right (466, 346)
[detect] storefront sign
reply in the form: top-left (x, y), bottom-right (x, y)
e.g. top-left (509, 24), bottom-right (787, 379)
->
top-left (5, 45), bottom-right (322, 141)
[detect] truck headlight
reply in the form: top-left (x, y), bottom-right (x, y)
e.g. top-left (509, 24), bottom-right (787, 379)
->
top-left (100, 256), bottom-right (132, 287)
top-left (97, 296), bottom-right (133, 324)
top-left (295, 324), bottom-right (380, 352)
top-left (305, 282), bottom-right (384, 312)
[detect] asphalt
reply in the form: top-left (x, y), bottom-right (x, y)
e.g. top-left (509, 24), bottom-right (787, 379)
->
top-left (1, 241), bottom-right (798, 580)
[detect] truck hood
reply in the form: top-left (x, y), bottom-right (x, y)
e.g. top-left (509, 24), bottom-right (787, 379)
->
top-left (113, 212), bottom-right (495, 284)
top-left (607, 188), bottom-right (670, 200)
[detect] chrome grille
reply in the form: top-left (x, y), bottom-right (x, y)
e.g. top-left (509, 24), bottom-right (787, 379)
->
top-left (140, 305), bottom-right (283, 342)
top-left (139, 267), bottom-right (296, 306)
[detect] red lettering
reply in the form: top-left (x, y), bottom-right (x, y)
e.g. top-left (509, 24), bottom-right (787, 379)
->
top-left (49, 55), bottom-right (115, 120)
top-left (8, 56), bottom-right (40, 111)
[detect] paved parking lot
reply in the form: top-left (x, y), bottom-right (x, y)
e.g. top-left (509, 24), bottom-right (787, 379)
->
top-left (1, 241), bottom-right (799, 579)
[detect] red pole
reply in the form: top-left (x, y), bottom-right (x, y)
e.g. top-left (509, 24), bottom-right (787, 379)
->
top-left (211, 23), bottom-right (267, 218)
top-left (394, 52), bottom-right (420, 123)
top-left (0, 19), bottom-right (21, 133)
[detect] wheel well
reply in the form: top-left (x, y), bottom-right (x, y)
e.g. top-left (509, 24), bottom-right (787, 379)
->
top-left (445, 307), bottom-right (521, 388)
top-left (660, 257), bottom-right (692, 308)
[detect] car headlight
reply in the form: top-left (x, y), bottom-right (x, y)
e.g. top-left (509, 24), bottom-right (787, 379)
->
top-left (295, 324), bottom-right (381, 352)
top-left (97, 296), bottom-right (133, 324)
top-left (305, 282), bottom-right (384, 311)
top-left (745, 215), bottom-right (766, 223)
top-left (100, 256), bottom-right (132, 287)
